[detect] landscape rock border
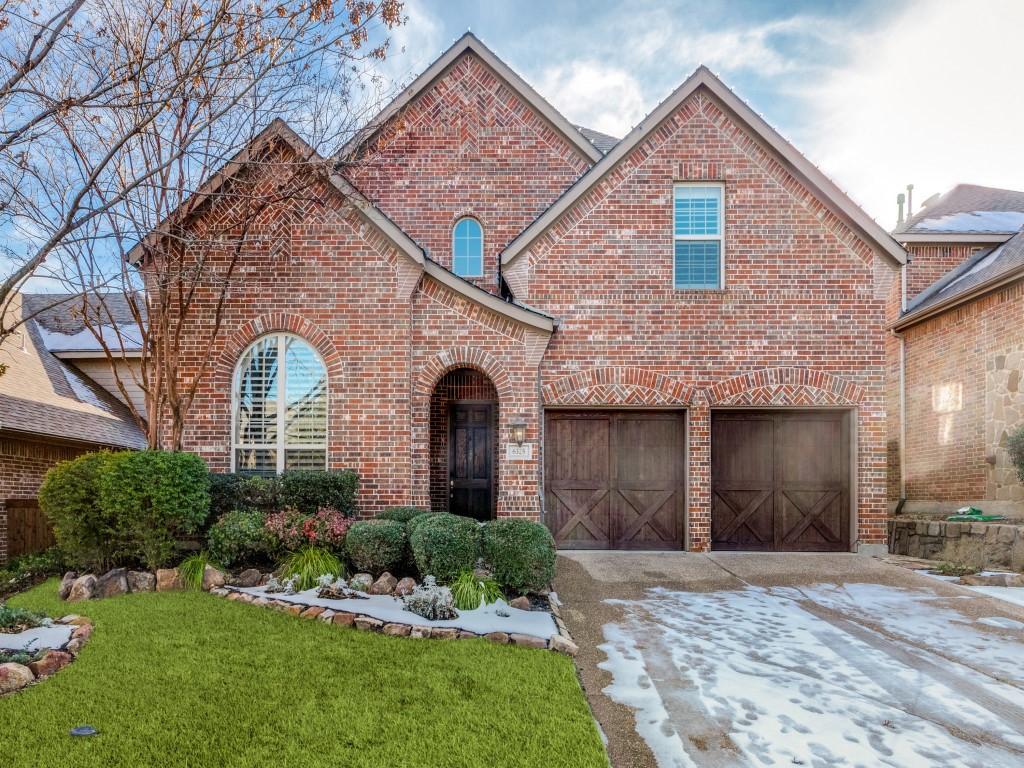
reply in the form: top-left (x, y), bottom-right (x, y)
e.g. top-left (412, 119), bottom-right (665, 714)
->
top-left (0, 615), bottom-right (93, 695)
top-left (211, 585), bottom-right (579, 656)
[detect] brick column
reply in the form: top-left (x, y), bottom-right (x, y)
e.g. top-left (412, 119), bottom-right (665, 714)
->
top-left (0, 500), bottom-right (8, 565)
top-left (687, 401), bottom-right (711, 552)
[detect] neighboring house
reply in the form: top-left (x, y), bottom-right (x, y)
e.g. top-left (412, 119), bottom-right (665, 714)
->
top-left (0, 293), bottom-right (146, 563)
top-left (138, 33), bottom-right (906, 553)
top-left (891, 184), bottom-right (1024, 516)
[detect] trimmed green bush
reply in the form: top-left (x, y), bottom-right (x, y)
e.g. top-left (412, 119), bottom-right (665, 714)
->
top-left (1008, 425), bottom-right (1024, 482)
top-left (38, 451), bottom-right (120, 570)
top-left (208, 473), bottom-right (281, 518)
top-left (377, 506), bottom-right (429, 524)
top-left (345, 520), bottom-right (406, 575)
top-left (409, 514), bottom-right (480, 583)
top-left (481, 519), bottom-right (556, 595)
top-left (99, 450), bottom-right (211, 569)
top-left (406, 511), bottom-right (444, 537)
top-left (207, 510), bottom-right (275, 567)
top-left (280, 470), bottom-right (358, 516)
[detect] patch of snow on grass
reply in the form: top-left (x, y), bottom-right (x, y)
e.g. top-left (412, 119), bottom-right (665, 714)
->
top-left (600, 584), bottom-right (1024, 767)
top-left (233, 586), bottom-right (556, 638)
top-left (978, 616), bottom-right (1024, 630)
top-left (965, 585), bottom-right (1024, 609)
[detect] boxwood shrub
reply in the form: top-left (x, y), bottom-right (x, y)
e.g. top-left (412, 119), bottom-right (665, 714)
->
top-left (376, 506), bottom-right (429, 524)
top-left (39, 451), bottom-right (119, 570)
top-left (409, 514), bottom-right (480, 583)
top-left (207, 510), bottom-right (276, 567)
top-left (406, 511), bottom-right (444, 537)
top-left (481, 519), bottom-right (556, 595)
top-left (345, 520), bottom-right (406, 575)
top-left (208, 473), bottom-right (282, 518)
top-left (99, 450), bottom-right (211, 569)
top-left (280, 470), bottom-right (358, 516)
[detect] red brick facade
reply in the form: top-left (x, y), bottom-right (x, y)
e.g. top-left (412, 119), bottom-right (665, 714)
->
top-left (161, 41), bottom-right (901, 551)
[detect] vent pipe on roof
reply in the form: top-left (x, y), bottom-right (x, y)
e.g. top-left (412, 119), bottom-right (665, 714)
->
top-left (906, 183), bottom-right (914, 218)
top-left (897, 192), bottom-right (905, 225)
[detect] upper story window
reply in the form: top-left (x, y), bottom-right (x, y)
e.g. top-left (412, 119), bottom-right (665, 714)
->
top-left (233, 333), bottom-right (327, 475)
top-left (674, 183), bottom-right (724, 289)
top-left (453, 217), bottom-right (484, 277)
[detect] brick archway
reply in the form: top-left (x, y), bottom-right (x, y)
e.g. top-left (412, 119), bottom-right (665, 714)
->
top-left (703, 367), bottom-right (864, 406)
top-left (542, 366), bottom-right (695, 406)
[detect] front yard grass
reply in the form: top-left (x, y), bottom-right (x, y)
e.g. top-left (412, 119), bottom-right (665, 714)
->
top-left (1, 580), bottom-right (605, 768)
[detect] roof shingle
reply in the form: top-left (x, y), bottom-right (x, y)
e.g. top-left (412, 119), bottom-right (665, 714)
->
top-left (894, 184), bottom-right (1024, 236)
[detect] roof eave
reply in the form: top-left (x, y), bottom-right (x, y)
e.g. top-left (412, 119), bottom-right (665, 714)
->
top-left (341, 32), bottom-right (602, 165)
top-left (503, 67), bottom-right (906, 268)
top-left (892, 264), bottom-right (1024, 330)
top-left (897, 232), bottom-right (1015, 244)
top-left (423, 260), bottom-right (554, 333)
top-left (51, 349), bottom-right (143, 360)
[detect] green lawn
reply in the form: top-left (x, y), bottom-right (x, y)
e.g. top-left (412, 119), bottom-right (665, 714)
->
top-left (1, 581), bottom-right (606, 768)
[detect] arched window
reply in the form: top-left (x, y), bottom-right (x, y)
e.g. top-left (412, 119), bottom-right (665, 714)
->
top-left (452, 217), bottom-right (483, 277)
top-left (233, 333), bottom-right (327, 474)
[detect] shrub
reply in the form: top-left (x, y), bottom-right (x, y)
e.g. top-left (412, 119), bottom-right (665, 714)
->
top-left (402, 576), bottom-right (457, 621)
top-left (450, 569), bottom-right (503, 610)
top-left (0, 603), bottom-right (45, 632)
top-left (99, 450), bottom-right (211, 569)
top-left (280, 547), bottom-right (343, 591)
top-left (409, 514), bottom-right (480, 583)
top-left (265, 507), bottom-right (351, 552)
top-left (207, 510), bottom-right (275, 568)
top-left (481, 519), bottom-right (556, 595)
top-left (39, 451), bottom-right (120, 570)
top-left (1009, 425), bottom-right (1024, 482)
top-left (406, 511), bottom-right (444, 537)
top-left (377, 506), bottom-right (429, 524)
top-left (345, 520), bottom-right (407, 575)
top-left (280, 470), bottom-right (358, 516)
top-left (209, 473), bottom-right (282, 518)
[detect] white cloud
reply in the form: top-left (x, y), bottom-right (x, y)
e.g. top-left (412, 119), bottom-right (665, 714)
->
top-left (536, 61), bottom-right (647, 137)
top-left (380, 0), bottom-right (446, 88)
top-left (804, 0), bottom-right (1024, 228)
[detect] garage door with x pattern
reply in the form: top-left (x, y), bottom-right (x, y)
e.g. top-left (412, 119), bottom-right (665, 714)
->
top-left (544, 411), bottom-right (685, 550)
top-left (712, 411), bottom-right (851, 552)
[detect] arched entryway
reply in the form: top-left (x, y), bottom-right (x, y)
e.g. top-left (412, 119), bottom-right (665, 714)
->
top-left (429, 368), bottom-right (498, 520)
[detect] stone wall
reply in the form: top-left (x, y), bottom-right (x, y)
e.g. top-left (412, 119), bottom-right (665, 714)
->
top-left (888, 518), bottom-right (1024, 571)
top-left (986, 342), bottom-right (1024, 502)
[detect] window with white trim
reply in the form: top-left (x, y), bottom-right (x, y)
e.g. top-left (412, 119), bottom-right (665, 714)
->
top-left (452, 217), bottom-right (484, 277)
top-left (673, 183), bottom-right (724, 289)
top-left (233, 333), bottom-right (327, 474)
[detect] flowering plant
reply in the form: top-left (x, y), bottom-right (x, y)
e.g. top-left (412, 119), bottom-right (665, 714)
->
top-left (265, 506), bottom-right (351, 552)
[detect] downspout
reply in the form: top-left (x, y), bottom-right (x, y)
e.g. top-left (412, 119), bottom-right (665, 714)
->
top-left (897, 260), bottom-right (908, 509)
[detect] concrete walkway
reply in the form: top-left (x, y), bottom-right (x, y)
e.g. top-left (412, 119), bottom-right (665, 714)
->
top-left (554, 551), bottom-right (1024, 768)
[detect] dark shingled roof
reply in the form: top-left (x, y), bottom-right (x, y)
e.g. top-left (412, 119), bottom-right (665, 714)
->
top-left (575, 125), bottom-right (619, 154)
top-left (21, 293), bottom-right (144, 352)
top-left (0, 297), bottom-right (147, 448)
top-left (894, 183), bottom-right (1024, 236)
top-left (903, 228), bottom-right (1024, 319)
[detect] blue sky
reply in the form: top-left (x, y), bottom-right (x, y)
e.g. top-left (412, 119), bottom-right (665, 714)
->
top-left (381, 0), bottom-right (1024, 228)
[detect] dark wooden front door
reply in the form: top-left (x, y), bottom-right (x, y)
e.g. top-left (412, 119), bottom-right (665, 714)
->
top-left (711, 411), bottom-right (851, 552)
top-left (544, 411), bottom-right (685, 549)
top-left (449, 402), bottom-right (494, 521)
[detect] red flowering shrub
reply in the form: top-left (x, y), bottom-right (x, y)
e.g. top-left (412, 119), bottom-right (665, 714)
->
top-left (265, 506), bottom-right (351, 552)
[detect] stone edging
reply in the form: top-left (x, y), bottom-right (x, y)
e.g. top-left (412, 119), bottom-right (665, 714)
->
top-left (211, 586), bottom-right (579, 656)
top-left (0, 615), bottom-right (93, 695)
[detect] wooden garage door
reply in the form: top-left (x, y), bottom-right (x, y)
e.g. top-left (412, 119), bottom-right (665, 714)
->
top-left (712, 411), bottom-right (851, 552)
top-left (544, 411), bottom-right (685, 550)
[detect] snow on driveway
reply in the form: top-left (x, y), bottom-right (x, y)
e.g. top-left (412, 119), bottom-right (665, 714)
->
top-left (599, 583), bottom-right (1024, 768)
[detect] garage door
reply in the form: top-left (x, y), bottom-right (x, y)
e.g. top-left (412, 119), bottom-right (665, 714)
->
top-left (711, 411), bottom-right (851, 552)
top-left (544, 411), bottom-right (685, 550)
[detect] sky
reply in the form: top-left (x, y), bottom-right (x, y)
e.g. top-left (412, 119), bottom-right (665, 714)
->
top-left (378, 0), bottom-right (1024, 229)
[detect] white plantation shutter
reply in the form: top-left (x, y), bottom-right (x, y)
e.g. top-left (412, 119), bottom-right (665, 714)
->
top-left (233, 334), bottom-right (327, 474)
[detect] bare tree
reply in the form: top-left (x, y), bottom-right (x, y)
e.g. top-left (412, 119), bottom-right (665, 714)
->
top-left (0, 0), bottom-right (404, 346)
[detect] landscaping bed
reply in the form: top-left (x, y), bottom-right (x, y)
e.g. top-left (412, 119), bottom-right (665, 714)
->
top-left (0, 604), bottom-right (92, 695)
top-left (0, 581), bottom-right (606, 768)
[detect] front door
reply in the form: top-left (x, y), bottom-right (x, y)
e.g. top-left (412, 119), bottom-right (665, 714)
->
top-left (449, 402), bottom-right (494, 521)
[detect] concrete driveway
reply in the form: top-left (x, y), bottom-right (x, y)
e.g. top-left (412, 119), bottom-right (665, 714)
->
top-left (554, 552), bottom-right (1024, 768)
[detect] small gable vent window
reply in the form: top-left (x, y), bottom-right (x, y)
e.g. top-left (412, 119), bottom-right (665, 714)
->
top-left (233, 333), bottom-right (327, 475)
top-left (453, 217), bottom-right (484, 277)
top-left (674, 183), bottom-right (724, 289)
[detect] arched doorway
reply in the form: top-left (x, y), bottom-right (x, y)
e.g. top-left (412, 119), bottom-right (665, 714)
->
top-left (429, 368), bottom-right (498, 520)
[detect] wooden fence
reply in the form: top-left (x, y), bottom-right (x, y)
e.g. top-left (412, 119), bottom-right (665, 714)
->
top-left (5, 499), bottom-right (56, 559)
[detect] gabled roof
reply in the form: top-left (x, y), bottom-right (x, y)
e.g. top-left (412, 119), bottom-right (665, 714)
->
top-left (341, 32), bottom-right (603, 164)
top-left (0, 296), bottom-right (147, 448)
top-left (502, 66), bottom-right (906, 267)
top-left (894, 227), bottom-right (1024, 329)
top-left (894, 184), bottom-right (1024, 242)
top-left (128, 118), bottom-right (553, 334)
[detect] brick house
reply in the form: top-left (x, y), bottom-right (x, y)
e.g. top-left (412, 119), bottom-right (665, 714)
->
top-left (890, 184), bottom-right (1024, 517)
top-left (136, 33), bottom-right (905, 553)
top-left (0, 294), bottom-right (146, 563)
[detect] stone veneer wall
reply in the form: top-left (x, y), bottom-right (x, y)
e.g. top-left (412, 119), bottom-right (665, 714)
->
top-left (986, 342), bottom-right (1024, 502)
top-left (888, 518), bottom-right (1024, 571)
